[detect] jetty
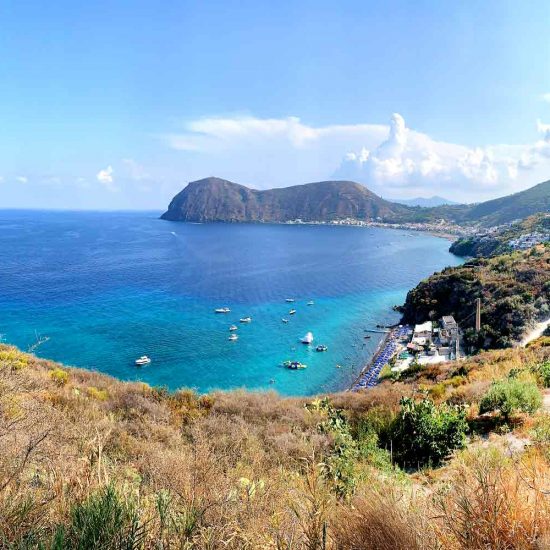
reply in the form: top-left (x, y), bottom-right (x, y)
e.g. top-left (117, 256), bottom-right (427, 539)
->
top-left (351, 325), bottom-right (410, 391)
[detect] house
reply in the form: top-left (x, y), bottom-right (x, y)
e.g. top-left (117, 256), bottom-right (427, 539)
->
top-left (439, 315), bottom-right (458, 346)
top-left (412, 321), bottom-right (432, 346)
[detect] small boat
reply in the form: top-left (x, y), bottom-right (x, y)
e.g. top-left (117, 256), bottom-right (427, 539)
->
top-left (301, 332), bottom-right (314, 344)
top-left (229, 325), bottom-right (238, 331)
top-left (289, 309), bottom-right (296, 315)
top-left (282, 318), bottom-right (289, 323)
top-left (215, 307), bottom-right (231, 314)
top-left (283, 360), bottom-right (307, 370)
top-left (364, 335), bottom-right (371, 339)
top-left (239, 317), bottom-right (252, 323)
top-left (228, 334), bottom-right (238, 341)
top-left (307, 300), bottom-right (315, 306)
top-left (285, 298), bottom-right (295, 303)
top-left (316, 344), bottom-right (328, 352)
top-left (135, 355), bottom-right (151, 366)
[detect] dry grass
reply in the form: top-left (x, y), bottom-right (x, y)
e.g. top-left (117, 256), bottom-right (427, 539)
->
top-left (1, 341), bottom-right (550, 548)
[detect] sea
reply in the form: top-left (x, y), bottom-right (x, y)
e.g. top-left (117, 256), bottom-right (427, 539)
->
top-left (0, 210), bottom-right (463, 395)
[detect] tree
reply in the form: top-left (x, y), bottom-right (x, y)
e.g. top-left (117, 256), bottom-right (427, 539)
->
top-left (389, 397), bottom-right (467, 468)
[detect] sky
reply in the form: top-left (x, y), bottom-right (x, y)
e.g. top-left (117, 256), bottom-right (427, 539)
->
top-left (1, 0), bottom-right (550, 209)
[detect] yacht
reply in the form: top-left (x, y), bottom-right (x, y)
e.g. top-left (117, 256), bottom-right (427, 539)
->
top-left (316, 344), bottom-right (328, 352)
top-left (215, 307), bottom-right (231, 314)
top-left (281, 318), bottom-right (289, 323)
top-left (135, 355), bottom-right (151, 366)
top-left (229, 325), bottom-right (238, 331)
top-left (285, 298), bottom-right (295, 303)
top-left (289, 309), bottom-right (296, 315)
top-left (228, 334), bottom-right (238, 341)
top-left (301, 332), bottom-right (314, 344)
top-left (239, 316), bottom-right (252, 323)
top-left (283, 360), bottom-right (307, 370)
top-left (307, 301), bottom-right (315, 306)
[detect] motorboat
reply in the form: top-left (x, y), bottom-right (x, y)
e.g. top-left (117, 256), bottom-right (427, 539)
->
top-left (135, 355), bottom-right (151, 366)
top-left (228, 334), bottom-right (238, 341)
top-left (301, 332), bottom-right (314, 344)
top-left (316, 344), bottom-right (328, 352)
top-left (215, 307), bottom-right (231, 314)
top-left (285, 298), bottom-right (295, 303)
top-left (283, 360), bottom-right (307, 370)
top-left (289, 309), bottom-right (296, 315)
top-left (229, 325), bottom-right (238, 331)
top-left (239, 317), bottom-right (252, 323)
top-left (307, 301), bottom-right (315, 306)
top-left (281, 318), bottom-right (289, 323)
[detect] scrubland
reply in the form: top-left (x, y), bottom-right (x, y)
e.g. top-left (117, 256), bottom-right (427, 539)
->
top-left (1, 338), bottom-right (550, 548)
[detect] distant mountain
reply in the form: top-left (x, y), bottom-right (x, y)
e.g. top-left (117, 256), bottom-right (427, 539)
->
top-left (160, 177), bottom-right (412, 223)
top-left (161, 177), bottom-right (550, 227)
top-left (392, 196), bottom-right (458, 207)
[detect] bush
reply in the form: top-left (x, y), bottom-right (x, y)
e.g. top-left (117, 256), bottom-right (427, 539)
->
top-left (57, 485), bottom-right (145, 549)
top-left (50, 367), bottom-right (69, 386)
top-left (389, 397), bottom-right (467, 468)
top-left (86, 386), bottom-right (109, 401)
top-left (479, 379), bottom-right (542, 420)
top-left (534, 360), bottom-right (550, 387)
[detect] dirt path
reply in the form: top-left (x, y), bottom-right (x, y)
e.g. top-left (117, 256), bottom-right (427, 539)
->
top-left (521, 318), bottom-right (550, 347)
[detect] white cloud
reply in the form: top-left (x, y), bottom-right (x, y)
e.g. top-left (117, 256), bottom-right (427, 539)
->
top-left (160, 113), bottom-right (550, 202)
top-left (542, 93), bottom-right (550, 104)
top-left (16, 176), bottom-right (28, 184)
top-left (334, 113), bottom-right (550, 200)
top-left (96, 165), bottom-right (117, 191)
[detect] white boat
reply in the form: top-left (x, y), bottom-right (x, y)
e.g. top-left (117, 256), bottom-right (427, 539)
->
top-left (301, 332), bottom-right (314, 344)
top-left (289, 309), bottom-right (296, 315)
top-left (285, 298), bottom-right (295, 303)
top-left (228, 334), bottom-right (238, 341)
top-left (215, 307), bottom-right (231, 314)
top-left (229, 325), bottom-right (238, 331)
top-left (281, 318), bottom-right (289, 323)
top-left (239, 317), bottom-right (252, 323)
top-left (307, 300), bottom-right (315, 306)
top-left (135, 355), bottom-right (151, 366)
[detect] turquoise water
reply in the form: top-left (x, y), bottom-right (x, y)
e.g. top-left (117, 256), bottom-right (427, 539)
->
top-left (0, 210), bottom-right (462, 395)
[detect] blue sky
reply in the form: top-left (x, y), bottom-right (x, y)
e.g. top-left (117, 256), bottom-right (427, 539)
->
top-left (1, 0), bottom-right (550, 209)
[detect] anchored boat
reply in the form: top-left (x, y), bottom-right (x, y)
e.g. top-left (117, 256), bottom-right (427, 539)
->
top-left (301, 332), bottom-right (314, 344)
top-left (135, 355), bottom-right (151, 366)
top-left (215, 307), bottom-right (231, 314)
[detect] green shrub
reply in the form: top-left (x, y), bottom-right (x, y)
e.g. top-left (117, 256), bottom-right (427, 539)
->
top-left (479, 379), bottom-right (541, 420)
top-left (50, 367), bottom-right (69, 386)
top-left (58, 485), bottom-right (144, 549)
top-left (534, 360), bottom-right (550, 387)
top-left (86, 386), bottom-right (109, 401)
top-left (389, 397), bottom-right (467, 469)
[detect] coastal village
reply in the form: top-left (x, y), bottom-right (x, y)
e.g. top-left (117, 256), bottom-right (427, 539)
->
top-left (352, 315), bottom-right (462, 391)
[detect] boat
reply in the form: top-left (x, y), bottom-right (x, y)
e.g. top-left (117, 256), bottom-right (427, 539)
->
top-left (289, 309), bottom-right (296, 315)
top-left (239, 317), bottom-right (252, 323)
top-left (135, 355), bottom-right (151, 366)
top-left (316, 344), bottom-right (328, 352)
top-left (229, 325), bottom-right (238, 331)
top-left (285, 298), bottom-right (295, 303)
top-left (301, 332), bottom-right (314, 344)
top-left (283, 360), bottom-right (307, 370)
top-left (307, 300), bottom-right (315, 306)
top-left (281, 318), bottom-right (289, 323)
top-left (364, 335), bottom-right (371, 339)
top-left (215, 307), bottom-right (231, 314)
top-left (228, 334), bottom-right (238, 341)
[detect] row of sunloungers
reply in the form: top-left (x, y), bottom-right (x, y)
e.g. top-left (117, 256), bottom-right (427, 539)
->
top-left (351, 326), bottom-right (409, 391)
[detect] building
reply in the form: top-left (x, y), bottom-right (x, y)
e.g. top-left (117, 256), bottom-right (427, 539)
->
top-left (412, 321), bottom-right (432, 346)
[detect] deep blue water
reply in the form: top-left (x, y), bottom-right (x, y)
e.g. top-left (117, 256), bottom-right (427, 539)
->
top-left (0, 210), bottom-right (462, 395)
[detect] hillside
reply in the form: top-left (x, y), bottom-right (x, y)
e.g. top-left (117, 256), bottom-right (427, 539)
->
top-left (161, 177), bottom-right (413, 223)
top-left (161, 177), bottom-right (550, 228)
top-left (450, 213), bottom-right (550, 257)
top-left (401, 246), bottom-right (550, 349)
top-left (1, 336), bottom-right (550, 548)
